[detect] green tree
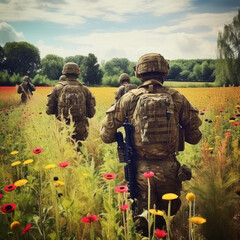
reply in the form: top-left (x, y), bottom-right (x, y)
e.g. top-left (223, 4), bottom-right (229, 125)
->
top-left (193, 63), bottom-right (202, 81)
top-left (41, 54), bottom-right (64, 80)
top-left (0, 45), bottom-right (4, 71)
top-left (81, 53), bottom-right (103, 85)
top-left (167, 64), bottom-right (182, 80)
top-left (65, 55), bottom-right (85, 67)
top-left (3, 41), bottom-right (41, 77)
top-left (216, 9), bottom-right (240, 86)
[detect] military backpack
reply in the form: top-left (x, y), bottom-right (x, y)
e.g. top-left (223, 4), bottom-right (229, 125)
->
top-left (132, 88), bottom-right (178, 157)
top-left (58, 82), bottom-right (86, 121)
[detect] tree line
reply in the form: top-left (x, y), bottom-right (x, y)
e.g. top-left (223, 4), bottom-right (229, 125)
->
top-left (0, 9), bottom-right (239, 87)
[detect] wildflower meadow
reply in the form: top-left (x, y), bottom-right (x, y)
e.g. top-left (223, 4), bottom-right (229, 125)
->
top-left (0, 86), bottom-right (240, 240)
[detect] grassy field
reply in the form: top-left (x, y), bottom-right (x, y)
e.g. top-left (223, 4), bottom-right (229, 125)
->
top-left (0, 86), bottom-right (240, 240)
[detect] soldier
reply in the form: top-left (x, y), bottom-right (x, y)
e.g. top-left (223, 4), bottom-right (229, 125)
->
top-left (17, 76), bottom-right (36, 103)
top-left (100, 53), bottom-right (202, 236)
top-left (46, 62), bottom-right (96, 146)
top-left (114, 73), bottom-right (137, 102)
top-left (59, 75), bottom-right (66, 83)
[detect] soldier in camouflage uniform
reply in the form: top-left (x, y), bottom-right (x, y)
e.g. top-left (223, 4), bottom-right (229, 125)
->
top-left (46, 62), bottom-right (96, 144)
top-left (114, 73), bottom-right (137, 102)
top-left (100, 53), bottom-right (202, 236)
top-left (17, 76), bottom-right (36, 103)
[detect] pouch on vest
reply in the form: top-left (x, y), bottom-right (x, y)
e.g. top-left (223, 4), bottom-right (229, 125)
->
top-left (132, 90), bottom-right (178, 157)
top-left (58, 83), bottom-right (86, 122)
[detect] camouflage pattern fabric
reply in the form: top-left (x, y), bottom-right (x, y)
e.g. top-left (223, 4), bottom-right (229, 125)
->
top-left (114, 83), bottom-right (138, 102)
top-left (46, 76), bottom-right (96, 141)
top-left (17, 80), bottom-right (36, 103)
top-left (100, 79), bottom-right (202, 235)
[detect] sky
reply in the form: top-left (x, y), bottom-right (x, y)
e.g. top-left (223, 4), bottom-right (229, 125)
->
top-left (0, 0), bottom-right (239, 63)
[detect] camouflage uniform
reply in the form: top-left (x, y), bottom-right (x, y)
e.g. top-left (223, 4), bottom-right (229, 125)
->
top-left (17, 76), bottom-right (36, 103)
top-left (100, 53), bottom-right (202, 235)
top-left (46, 63), bottom-right (96, 142)
top-left (115, 73), bottom-right (137, 102)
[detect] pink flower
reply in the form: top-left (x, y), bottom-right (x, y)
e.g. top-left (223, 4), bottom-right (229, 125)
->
top-left (103, 173), bottom-right (116, 180)
top-left (226, 131), bottom-right (231, 136)
top-left (32, 147), bottom-right (43, 154)
top-left (233, 122), bottom-right (239, 126)
top-left (81, 215), bottom-right (99, 223)
top-left (22, 224), bottom-right (31, 234)
top-left (143, 171), bottom-right (154, 178)
top-left (0, 193), bottom-right (2, 200)
top-left (114, 185), bottom-right (128, 193)
top-left (155, 229), bottom-right (167, 239)
top-left (58, 161), bottom-right (69, 168)
top-left (202, 108), bottom-right (206, 111)
top-left (120, 204), bottom-right (129, 211)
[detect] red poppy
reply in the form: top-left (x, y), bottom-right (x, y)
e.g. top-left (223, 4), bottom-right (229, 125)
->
top-left (120, 204), bottom-right (129, 211)
top-left (155, 229), bottom-right (167, 239)
top-left (1, 127), bottom-right (5, 130)
top-left (0, 193), bottom-right (2, 200)
top-left (58, 161), bottom-right (69, 168)
top-left (143, 171), bottom-right (154, 178)
top-left (202, 108), bottom-right (206, 111)
top-left (81, 215), bottom-right (99, 223)
top-left (233, 122), bottom-right (239, 126)
top-left (4, 184), bottom-right (16, 192)
top-left (22, 224), bottom-right (31, 234)
top-left (103, 173), bottom-right (116, 180)
top-left (114, 185), bottom-right (128, 193)
top-left (1, 203), bottom-right (16, 213)
top-left (32, 147), bottom-right (43, 154)
top-left (226, 131), bottom-right (231, 136)
top-left (219, 109), bottom-right (224, 113)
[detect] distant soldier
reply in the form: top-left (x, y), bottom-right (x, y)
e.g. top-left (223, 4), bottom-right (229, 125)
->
top-left (100, 53), bottom-right (202, 236)
top-left (46, 62), bottom-right (96, 145)
top-left (17, 76), bottom-right (36, 103)
top-left (59, 75), bottom-right (66, 83)
top-left (115, 73), bottom-right (137, 102)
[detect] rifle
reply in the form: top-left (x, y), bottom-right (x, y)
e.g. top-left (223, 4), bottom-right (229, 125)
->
top-left (115, 118), bottom-right (138, 215)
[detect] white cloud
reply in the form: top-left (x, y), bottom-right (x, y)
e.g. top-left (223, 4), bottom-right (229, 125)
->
top-left (0, 22), bottom-right (24, 45)
top-left (46, 11), bottom-right (236, 61)
top-left (0, 0), bottom-right (191, 26)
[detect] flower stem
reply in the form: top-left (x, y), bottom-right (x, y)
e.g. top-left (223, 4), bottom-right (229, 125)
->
top-left (148, 178), bottom-right (151, 240)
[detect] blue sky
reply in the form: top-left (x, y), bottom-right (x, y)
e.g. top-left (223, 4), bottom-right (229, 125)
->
top-left (0, 0), bottom-right (239, 62)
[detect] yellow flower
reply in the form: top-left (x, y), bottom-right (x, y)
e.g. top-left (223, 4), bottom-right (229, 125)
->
top-left (23, 159), bottom-right (34, 165)
top-left (162, 193), bottom-right (178, 201)
top-left (215, 136), bottom-right (220, 140)
top-left (83, 173), bottom-right (89, 178)
top-left (14, 179), bottom-right (28, 187)
top-left (94, 138), bottom-right (100, 142)
top-left (205, 147), bottom-right (214, 151)
top-left (10, 151), bottom-right (19, 155)
top-left (186, 193), bottom-right (195, 202)
top-left (54, 180), bottom-right (64, 187)
top-left (215, 115), bottom-right (220, 118)
top-left (189, 216), bottom-right (206, 225)
top-left (149, 209), bottom-right (164, 216)
top-left (229, 120), bottom-right (235, 123)
top-left (11, 161), bottom-right (21, 167)
top-left (44, 164), bottom-right (57, 169)
top-left (40, 132), bottom-right (44, 136)
top-left (10, 221), bottom-right (21, 230)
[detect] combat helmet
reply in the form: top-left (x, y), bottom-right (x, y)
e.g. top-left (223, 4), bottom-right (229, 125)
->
top-left (62, 62), bottom-right (80, 76)
top-left (135, 53), bottom-right (169, 78)
top-left (119, 73), bottom-right (130, 84)
top-left (59, 75), bottom-right (66, 82)
top-left (23, 76), bottom-right (30, 82)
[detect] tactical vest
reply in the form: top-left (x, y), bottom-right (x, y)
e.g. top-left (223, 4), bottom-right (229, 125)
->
top-left (131, 86), bottom-right (178, 158)
top-left (58, 81), bottom-right (86, 122)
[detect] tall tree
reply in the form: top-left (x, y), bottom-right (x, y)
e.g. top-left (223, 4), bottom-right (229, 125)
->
top-left (3, 41), bottom-right (41, 77)
top-left (0, 45), bottom-right (4, 71)
top-left (65, 55), bottom-right (85, 67)
top-left (216, 9), bottom-right (240, 86)
top-left (41, 54), bottom-right (64, 80)
top-left (81, 53), bottom-right (103, 85)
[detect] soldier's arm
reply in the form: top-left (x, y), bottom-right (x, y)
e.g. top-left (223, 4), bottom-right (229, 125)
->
top-left (17, 85), bottom-right (23, 94)
top-left (85, 88), bottom-right (96, 118)
top-left (179, 96), bottom-right (202, 144)
top-left (46, 87), bottom-right (58, 115)
top-left (100, 96), bottom-right (128, 143)
top-left (29, 82), bottom-right (36, 91)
